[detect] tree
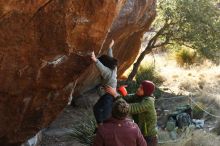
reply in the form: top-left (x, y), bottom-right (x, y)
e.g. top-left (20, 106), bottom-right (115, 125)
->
top-left (127, 0), bottom-right (220, 81)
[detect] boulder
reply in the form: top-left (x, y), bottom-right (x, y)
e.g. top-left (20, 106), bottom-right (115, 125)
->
top-left (0, 0), bottom-right (156, 145)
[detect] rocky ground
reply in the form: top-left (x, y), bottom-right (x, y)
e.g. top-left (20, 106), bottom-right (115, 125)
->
top-left (39, 106), bottom-right (85, 146)
top-left (23, 106), bottom-right (88, 146)
top-left (40, 106), bottom-right (83, 146)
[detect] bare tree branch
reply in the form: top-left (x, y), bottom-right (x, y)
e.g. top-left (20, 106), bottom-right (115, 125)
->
top-left (127, 21), bottom-right (171, 81)
top-left (153, 40), bottom-right (170, 48)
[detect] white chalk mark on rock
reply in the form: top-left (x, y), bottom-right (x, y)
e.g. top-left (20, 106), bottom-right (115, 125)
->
top-left (73, 17), bottom-right (90, 24)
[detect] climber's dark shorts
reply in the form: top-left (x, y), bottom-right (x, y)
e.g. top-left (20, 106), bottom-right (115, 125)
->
top-left (93, 93), bottom-right (113, 124)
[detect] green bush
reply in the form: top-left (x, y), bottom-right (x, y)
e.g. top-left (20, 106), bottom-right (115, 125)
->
top-left (175, 48), bottom-right (197, 67)
top-left (135, 64), bottom-right (164, 86)
top-left (69, 111), bottom-right (96, 146)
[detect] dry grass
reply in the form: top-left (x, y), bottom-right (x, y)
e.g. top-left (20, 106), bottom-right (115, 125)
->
top-left (141, 53), bottom-right (220, 105)
top-left (123, 52), bottom-right (220, 145)
top-left (158, 129), bottom-right (220, 146)
top-left (124, 53), bottom-right (220, 99)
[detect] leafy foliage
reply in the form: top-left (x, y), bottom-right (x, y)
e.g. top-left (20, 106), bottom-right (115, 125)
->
top-left (128, 0), bottom-right (220, 81)
top-left (154, 0), bottom-right (220, 62)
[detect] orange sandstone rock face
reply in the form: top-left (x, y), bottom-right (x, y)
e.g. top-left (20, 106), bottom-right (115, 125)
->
top-left (0, 0), bottom-right (156, 145)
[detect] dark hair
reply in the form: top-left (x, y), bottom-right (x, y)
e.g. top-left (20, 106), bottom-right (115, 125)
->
top-left (98, 55), bottom-right (118, 70)
top-left (112, 99), bottom-right (129, 119)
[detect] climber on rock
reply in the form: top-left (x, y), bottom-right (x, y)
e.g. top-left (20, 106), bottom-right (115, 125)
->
top-left (91, 40), bottom-right (118, 126)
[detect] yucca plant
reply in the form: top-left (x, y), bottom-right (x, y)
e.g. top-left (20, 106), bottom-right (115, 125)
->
top-left (175, 48), bottom-right (197, 67)
top-left (69, 111), bottom-right (96, 145)
top-left (135, 64), bottom-right (164, 86)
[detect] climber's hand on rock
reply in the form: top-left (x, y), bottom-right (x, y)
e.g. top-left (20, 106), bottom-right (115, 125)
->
top-left (91, 51), bottom-right (98, 62)
top-left (109, 40), bottom-right (114, 48)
